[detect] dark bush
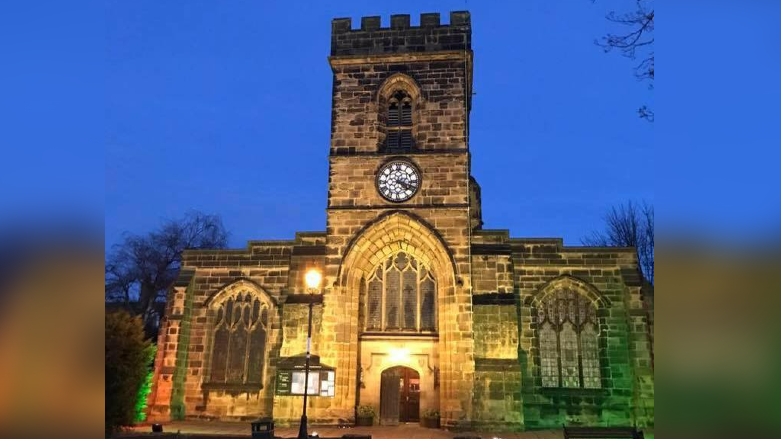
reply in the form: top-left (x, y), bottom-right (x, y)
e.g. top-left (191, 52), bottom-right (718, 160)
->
top-left (105, 310), bottom-right (154, 434)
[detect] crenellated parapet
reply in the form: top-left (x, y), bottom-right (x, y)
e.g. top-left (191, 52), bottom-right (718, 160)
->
top-left (331, 12), bottom-right (471, 56)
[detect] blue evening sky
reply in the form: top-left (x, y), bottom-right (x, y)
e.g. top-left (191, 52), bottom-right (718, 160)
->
top-left (102, 1), bottom-right (780, 250)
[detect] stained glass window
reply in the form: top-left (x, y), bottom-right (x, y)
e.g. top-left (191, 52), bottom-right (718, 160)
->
top-left (581, 323), bottom-right (601, 389)
top-left (540, 322), bottom-right (559, 388)
top-left (246, 307), bottom-right (267, 383)
top-left (402, 269), bottom-right (418, 330)
top-left (362, 252), bottom-right (437, 333)
top-left (385, 267), bottom-right (400, 330)
top-left (560, 322), bottom-right (580, 388)
top-left (537, 288), bottom-right (602, 389)
top-left (420, 271), bottom-right (436, 331)
top-left (209, 290), bottom-right (270, 386)
top-left (367, 268), bottom-right (383, 330)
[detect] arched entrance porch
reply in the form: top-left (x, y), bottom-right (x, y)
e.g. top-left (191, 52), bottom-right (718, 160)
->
top-left (328, 211), bottom-right (460, 425)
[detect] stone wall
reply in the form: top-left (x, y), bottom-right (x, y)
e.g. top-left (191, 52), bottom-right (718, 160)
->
top-left (466, 231), bottom-right (654, 430)
top-left (279, 304), bottom-right (323, 358)
top-left (471, 245), bottom-right (523, 430)
top-left (473, 305), bottom-right (518, 360)
top-left (331, 12), bottom-right (471, 57)
top-left (321, 12), bottom-right (476, 426)
top-left (469, 176), bottom-right (483, 230)
top-left (150, 228), bottom-right (654, 428)
top-left (148, 234), bottom-right (328, 422)
top-left (272, 303), bottom-right (326, 424)
top-left (320, 210), bottom-right (474, 426)
top-left (328, 154), bottom-right (469, 208)
top-left (329, 13), bottom-right (471, 155)
top-left (147, 270), bottom-right (196, 422)
top-left (509, 237), bottom-right (652, 429)
top-left (471, 254), bottom-right (513, 294)
top-left (473, 360), bottom-right (523, 430)
top-left (329, 59), bottom-right (470, 154)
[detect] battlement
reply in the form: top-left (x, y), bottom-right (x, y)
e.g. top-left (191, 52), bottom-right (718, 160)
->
top-left (331, 11), bottom-right (471, 57)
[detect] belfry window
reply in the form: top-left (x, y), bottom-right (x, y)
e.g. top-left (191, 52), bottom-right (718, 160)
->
top-left (364, 252), bottom-right (436, 333)
top-left (537, 289), bottom-right (602, 389)
top-left (385, 90), bottom-right (414, 149)
top-left (208, 291), bottom-right (269, 387)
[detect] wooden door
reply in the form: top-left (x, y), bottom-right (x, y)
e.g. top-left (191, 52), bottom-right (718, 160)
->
top-left (380, 366), bottom-right (420, 425)
top-left (380, 368), bottom-right (400, 425)
top-left (399, 367), bottom-right (420, 422)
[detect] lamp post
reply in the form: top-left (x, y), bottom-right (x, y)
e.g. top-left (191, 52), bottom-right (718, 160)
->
top-left (298, 269), bottom-right (322, 439)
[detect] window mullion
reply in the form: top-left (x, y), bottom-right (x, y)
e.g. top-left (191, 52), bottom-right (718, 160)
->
top-left (416, 269), bottom-right (421, 332)
top-left (577, 325), bottom-right (584, 389)
top-left (224, 318), bottom-right (233, 384)
top-left (432, 275), bottom-right (437, 332)
top-left (555, 322), bottom-right (563, 387)
top-left (381, 265), bottom-right (386, 331)
top-left (575, 298), bottom-right (584, 389)
top-left (398, 267), bottom-right (403, 329)
top-left (243, 304), bottom-right (251, 383)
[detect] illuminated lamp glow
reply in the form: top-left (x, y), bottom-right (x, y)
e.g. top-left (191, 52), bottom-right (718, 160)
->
top-left (388, 347), bottom-right (411, 363)
top-left (305, 269), bottom-right (322, 291)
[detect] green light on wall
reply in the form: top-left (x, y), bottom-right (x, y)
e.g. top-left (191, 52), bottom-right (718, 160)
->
top-left (135, 345), bottom-right (157, 423)
top-left (134, 370), bottom-right (155, 422)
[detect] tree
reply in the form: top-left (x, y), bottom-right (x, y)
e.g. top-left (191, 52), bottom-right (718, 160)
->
top-left (595, 0), bottom-right (654, 121)
top-left (583, 201), bottom-right (654, 284)
top-left (105, 310), bottom-right (155, 434)
top-left (105, 211), bottom-right (229, 327)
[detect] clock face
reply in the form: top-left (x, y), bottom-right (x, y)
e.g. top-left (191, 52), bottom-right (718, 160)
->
top-left (376, 160), bottom-right (421, 202)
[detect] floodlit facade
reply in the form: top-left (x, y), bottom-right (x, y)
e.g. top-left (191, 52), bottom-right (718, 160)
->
top-left (147, 11), bottom-right (654, 431)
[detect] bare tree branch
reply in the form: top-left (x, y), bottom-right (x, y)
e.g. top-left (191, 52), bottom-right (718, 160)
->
top-left (594, 0), bottom-right (654, 120)
top-left (105, 211), bottom-right (229, 329)
top-left (583, 201), bottom-right (654, 284)
top-left (638, 105), bottom-right (654, 122)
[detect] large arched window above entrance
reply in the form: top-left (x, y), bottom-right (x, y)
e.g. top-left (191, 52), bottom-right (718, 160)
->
top-left (362, 252), bottom-right (436, 333)
top-left (537, 288), bottom-right (602, 389)
top-left (207, 289), bottom-right (270, 388)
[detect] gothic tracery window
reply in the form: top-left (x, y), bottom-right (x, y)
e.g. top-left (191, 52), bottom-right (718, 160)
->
top-left (537, 289), bottom-right (602, 389)
top-left (208, 290), bottom-right (270, 387)
top-left (385, 90), bottom-right (414, 149)
top-left (363, 252), bottom-right (436, 333)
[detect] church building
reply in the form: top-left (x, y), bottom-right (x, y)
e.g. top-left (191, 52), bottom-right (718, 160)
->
top-left (147, 12), bottom-right (654, 431)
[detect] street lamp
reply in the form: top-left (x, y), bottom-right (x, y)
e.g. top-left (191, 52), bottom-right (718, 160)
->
top-left (298, 269), bottom-right (322, 439)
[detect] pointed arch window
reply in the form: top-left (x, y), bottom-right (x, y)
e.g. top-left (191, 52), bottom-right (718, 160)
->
top-left (363, 252), bottom-right (436, 333)
top-left (385, 90), bottom-right (414, 150)
top-left (537, 289), bottom-right (602, 389)
top-left (207, 290), bottom-right (270, 388)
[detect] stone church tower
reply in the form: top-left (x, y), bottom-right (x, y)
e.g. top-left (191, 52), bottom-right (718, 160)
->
top-left (147, 12), bottom-right (654, 431)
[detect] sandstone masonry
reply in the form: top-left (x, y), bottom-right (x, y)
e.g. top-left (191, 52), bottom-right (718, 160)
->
top-left (147, 11), bottom-right (654, 431)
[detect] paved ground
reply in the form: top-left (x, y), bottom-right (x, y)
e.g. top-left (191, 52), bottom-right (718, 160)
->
top-left (127, 421), bottom-right (565, 439)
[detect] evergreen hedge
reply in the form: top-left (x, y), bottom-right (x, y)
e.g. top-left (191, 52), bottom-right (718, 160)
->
top-left (105, 310), bottom-right (154, 434)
